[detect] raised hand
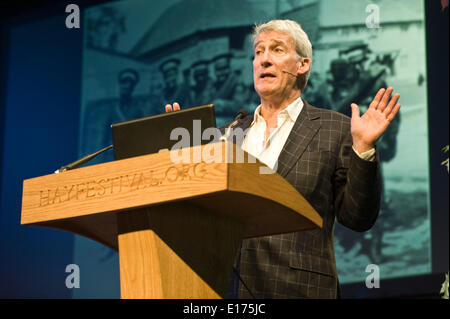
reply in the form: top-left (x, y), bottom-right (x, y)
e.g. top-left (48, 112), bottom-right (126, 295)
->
top-left (350, 87), bottom-right (401, 153)
top-left (165, 102), bottom-right (181, 112)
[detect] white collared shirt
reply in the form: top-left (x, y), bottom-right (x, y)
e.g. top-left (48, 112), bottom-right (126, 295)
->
top-left (242, 97), bottom-right (304, 170)
top-left (242, 97), bottom-right (375, 170)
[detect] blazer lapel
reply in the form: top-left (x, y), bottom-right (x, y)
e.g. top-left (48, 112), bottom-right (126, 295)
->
top-left (276, 100), bottom-right (321, 178)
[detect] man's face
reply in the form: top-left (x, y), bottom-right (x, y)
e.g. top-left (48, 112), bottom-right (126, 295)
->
top-left (119, 78), bottom-right (135, 96)
top-left (193, 66), bottom-right (208, 87)
top-left (253, 31), bottom-right (302, 99)
top-left (162, 67), bottom-right (178, 89)
top-left (214, 58), bottom-right (231, 84)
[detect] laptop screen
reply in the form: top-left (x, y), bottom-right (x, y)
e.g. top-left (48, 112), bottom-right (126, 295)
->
top-left (111, 104), bottom-right (216, 160)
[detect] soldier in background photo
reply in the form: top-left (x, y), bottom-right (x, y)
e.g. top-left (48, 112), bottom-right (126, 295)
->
top-left (332, 45), bottom-right (389, 116)
top-left (81, 68), bottom-right (148, 161)
top-left (301, 70), bottom-right (331, 110)
top-left (329, 45), bottom-right (401, 264)
top-left (158, 58), bottom-right (191, 107)
top-left (210, 53), bottom-right (249, 126)
top-left (189, 60), bottom-right (213, 106)
top-left (211, 53), bottom-right (238, 101)
top-left (117, 68), bottom-right (146, 120)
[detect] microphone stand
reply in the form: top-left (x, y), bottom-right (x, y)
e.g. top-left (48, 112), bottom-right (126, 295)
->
top-left (54, 144), bottom-right (113, 174)
top-left (220, 109), bottom-right (248, 141)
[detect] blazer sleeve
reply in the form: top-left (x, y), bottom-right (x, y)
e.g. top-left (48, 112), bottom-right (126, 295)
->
top-left (333, 130), bottom-right (382, 232)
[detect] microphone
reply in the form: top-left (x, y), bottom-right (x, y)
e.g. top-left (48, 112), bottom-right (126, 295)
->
top-left (221, 109), bottom-right (248, 141)
top-left (54, 144), bottom-right (113, 174)
top-left (282, 70), bottom-right (299, 78)
top-left (227, 109), bottom-right (248, 129)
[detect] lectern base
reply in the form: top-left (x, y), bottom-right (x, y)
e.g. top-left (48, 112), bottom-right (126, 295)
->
top-left (117, 201), bottom-right (244, 299)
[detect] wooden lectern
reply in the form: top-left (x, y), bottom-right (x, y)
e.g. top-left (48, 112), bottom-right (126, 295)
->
top-left (21, 142), bottom-right (322, 299)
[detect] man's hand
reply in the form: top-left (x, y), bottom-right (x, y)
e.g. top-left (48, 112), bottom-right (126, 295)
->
top-left (350, 87), bottom-right (401, 153)
top-left (165, 102), bottom-right (181, 112)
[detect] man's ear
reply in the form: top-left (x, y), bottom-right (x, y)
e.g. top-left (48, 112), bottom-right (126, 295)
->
top-left (297, 57), bottom-right (311, 76)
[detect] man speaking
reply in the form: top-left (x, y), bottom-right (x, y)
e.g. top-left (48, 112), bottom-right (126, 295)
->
top-left (165, 19), bottom-right (401, 299)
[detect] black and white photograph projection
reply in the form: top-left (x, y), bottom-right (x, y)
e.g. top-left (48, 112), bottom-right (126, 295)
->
top-left (76, 0), bottom-right (430, 296)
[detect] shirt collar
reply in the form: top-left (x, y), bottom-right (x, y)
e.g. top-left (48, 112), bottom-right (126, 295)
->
top-left (251, 97), bottom-right (304, 126)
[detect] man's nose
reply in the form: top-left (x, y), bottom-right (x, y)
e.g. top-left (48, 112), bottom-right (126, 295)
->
top-left (259, 50), bottom-right (273, 67)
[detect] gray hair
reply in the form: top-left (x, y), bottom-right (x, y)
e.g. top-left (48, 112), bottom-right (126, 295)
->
top-left (252, 19), bottom-right (313, 92)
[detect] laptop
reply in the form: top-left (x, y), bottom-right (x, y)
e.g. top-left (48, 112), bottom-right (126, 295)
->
top-left (112, 104), bottom-right (216, 160)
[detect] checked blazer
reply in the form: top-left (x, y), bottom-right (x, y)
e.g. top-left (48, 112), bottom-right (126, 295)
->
top-left (224, 99), bottom-right (382, 299)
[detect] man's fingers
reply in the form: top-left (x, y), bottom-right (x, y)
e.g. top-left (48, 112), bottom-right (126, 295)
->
top-left (378, 87), bottom-right (393, 112)
top-left (387, 103), bottom-right (401, 122)
top-left (370, 88), bottom-right (386, 110)
top-left (350, 103), bottom-right (360, 119)
top-left (383, 93), bottom-right (400, 116)
top-left (165, 103), bottom-right (181, 112)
